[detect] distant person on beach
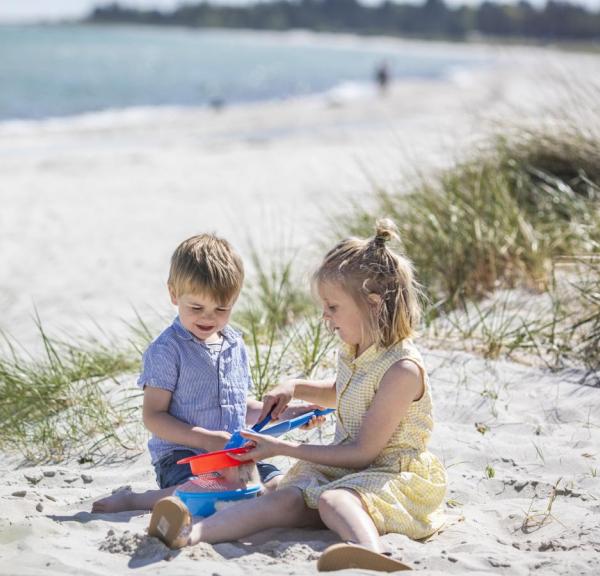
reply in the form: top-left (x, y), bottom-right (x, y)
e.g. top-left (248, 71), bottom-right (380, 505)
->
top-left (92, 234), bottom-right (321, 513)
top-left (148, 219), bottom-right (447, 573)
top-left (375, 61), bottom-right (390, 95)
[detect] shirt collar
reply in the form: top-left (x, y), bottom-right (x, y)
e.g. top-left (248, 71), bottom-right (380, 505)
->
top-left (339, 341), bottom-right (380, 368)
top-left (172, 316), bottom-right (239, 346)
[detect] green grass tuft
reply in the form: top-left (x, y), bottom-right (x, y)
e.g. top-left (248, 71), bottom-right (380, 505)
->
top-left (233, 245), bottom-right (333, 399)
top-left (0, 317), bottom-right (142, 463)
top-left (336, 127), bottom-right (599, 305)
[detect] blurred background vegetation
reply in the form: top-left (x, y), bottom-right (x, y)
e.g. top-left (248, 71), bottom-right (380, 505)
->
top-left (89, 0), bottom-right (600, 43)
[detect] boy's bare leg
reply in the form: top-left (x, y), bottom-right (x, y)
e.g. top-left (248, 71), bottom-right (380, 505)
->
top-left (188, 486), bottom-right (322, 545)
top-left (92, 486), bottom-right (175, 513)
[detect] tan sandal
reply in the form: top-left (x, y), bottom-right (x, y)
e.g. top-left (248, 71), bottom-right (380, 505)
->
top-left (317, 542), bottom-right (412, 572)
top-left (148, 496), bottom-right (191, 549)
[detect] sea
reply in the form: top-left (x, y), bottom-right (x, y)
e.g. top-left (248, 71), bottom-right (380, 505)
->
top-left (0, 23), bottom-right (492, 122)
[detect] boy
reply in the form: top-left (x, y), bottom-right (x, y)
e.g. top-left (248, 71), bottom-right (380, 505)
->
top-left (93, 233), bottom-right (292, 512)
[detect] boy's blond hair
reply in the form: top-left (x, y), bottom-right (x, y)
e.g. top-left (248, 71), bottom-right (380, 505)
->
top-left (168, 234), bottom-right (244, 303)
top-left (314, 218), bottom-right (421, 349)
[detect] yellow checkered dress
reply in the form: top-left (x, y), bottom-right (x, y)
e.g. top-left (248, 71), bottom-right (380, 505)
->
top-left (280, 339), bottom-right (447, 538)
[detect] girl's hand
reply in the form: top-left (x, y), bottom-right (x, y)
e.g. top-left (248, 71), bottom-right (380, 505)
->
top-left (258, 381), bottom-right (296, 421)
top-left (231, 430), bottom-right (289, 462)
top-left (280, 404), bottom-right (328, 430)
top-left (300, 413), bottom-right (327, 430)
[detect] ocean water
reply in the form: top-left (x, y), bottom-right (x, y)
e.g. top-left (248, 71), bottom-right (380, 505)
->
top-left (0, 24), bottom-right (491, 121)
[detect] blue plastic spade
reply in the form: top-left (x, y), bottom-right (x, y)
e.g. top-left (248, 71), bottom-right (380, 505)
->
top-left (224, 408), bottom-right (335, 449)
top-left (260, 408), bottom-right (334, 437)
top-left (225, 410), bottom-right (273, 449)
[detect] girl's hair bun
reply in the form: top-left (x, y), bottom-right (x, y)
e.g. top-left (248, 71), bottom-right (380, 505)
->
top-left (373, 218), bottom-right (399, 248)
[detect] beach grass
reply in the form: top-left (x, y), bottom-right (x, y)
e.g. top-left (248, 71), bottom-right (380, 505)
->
top-left (335, 130), bottom-right (599, 309)
top-left (233, 244), bottom-right (335, 398)
top-left (423, 272), bottom-right (578, 369)
top-left (333, 120), bottom-right (599, 371)
top-left (570, 257), bottom-right (600, 380)
top-left (289, 315), bottom-right (336, 379)
top-left (236, 307), bottom-right (295, 400)
top-left (234, 309), bottom-right (336, 400)
top-left (0, 317), bottom-right (142, 463)
top-left (236, 243), bottom-right (313, 332)
top-left (421, 254), bottom-right (600, 373)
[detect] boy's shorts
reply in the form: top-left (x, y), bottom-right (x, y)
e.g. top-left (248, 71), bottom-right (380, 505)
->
top-left (154, 449), bottom-right (283, 490)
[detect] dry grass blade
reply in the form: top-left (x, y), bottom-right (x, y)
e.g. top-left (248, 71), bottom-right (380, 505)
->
top-left (520, 477), bottom-right (564, 534)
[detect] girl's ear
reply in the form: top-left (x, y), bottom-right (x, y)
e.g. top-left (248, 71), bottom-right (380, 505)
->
top-left (367, 293), bottom-right (382, 307)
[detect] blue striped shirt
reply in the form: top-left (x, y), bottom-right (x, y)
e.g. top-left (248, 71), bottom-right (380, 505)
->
top-left (137, 316), bottom-right (252, 464)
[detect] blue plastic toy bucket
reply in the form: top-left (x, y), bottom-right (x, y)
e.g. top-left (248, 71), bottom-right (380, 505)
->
top-left (175, 475), bottom-right (261, 517)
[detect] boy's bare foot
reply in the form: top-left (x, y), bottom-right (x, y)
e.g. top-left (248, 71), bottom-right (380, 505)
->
top-left (92, 486), bottom-right (135, 513)
top-left (148, 496), bottom-right (191, 549)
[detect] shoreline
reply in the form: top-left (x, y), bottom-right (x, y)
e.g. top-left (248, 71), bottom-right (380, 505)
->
top-left (0, 25), bottom-right (497, 127)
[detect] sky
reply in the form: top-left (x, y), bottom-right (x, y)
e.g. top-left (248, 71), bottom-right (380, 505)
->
top-left (0, 0), bottom-right (598, 23)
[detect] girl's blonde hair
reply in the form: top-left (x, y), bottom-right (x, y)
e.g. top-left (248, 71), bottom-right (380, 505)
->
top-left (314, 219), bottom-right (421, 348)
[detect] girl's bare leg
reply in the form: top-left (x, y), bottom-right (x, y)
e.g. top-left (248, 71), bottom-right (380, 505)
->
top-left (92, 487), bottom-right (175, 513)
top-left (188, 486), bottom-right (322, 545)
top-left (317, 488), bottom-right (383, 552)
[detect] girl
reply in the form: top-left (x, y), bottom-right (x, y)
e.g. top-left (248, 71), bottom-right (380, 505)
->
top-left (148, 219), bottom-right (447, 572)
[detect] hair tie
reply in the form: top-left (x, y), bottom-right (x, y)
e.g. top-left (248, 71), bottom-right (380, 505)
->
top-left (373, 235), bottom-right (387, 249)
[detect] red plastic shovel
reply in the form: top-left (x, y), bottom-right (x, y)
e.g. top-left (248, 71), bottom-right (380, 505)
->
top-left (177, 446), bottom-right (251, 475)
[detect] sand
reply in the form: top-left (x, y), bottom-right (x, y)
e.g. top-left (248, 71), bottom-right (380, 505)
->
top-left (1, 37), bottom-right (599, 575)
top-left (1, 350), bottom-right (598, 575)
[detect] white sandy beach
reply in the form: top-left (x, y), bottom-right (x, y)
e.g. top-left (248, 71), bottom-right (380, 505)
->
top-left (1, 350), bottom-right (598, 575)
top-left (1, 39), bottom-right (599, 575)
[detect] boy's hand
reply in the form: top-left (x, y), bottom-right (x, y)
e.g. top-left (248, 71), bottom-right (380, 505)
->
top-left (203, 430), bottom-right (231, 452)
top-left (259, 381), bottom-right (295, 421)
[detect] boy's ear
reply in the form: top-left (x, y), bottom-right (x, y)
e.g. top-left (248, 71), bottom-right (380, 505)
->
top-left (168, 284), bottom-right (178, 305)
